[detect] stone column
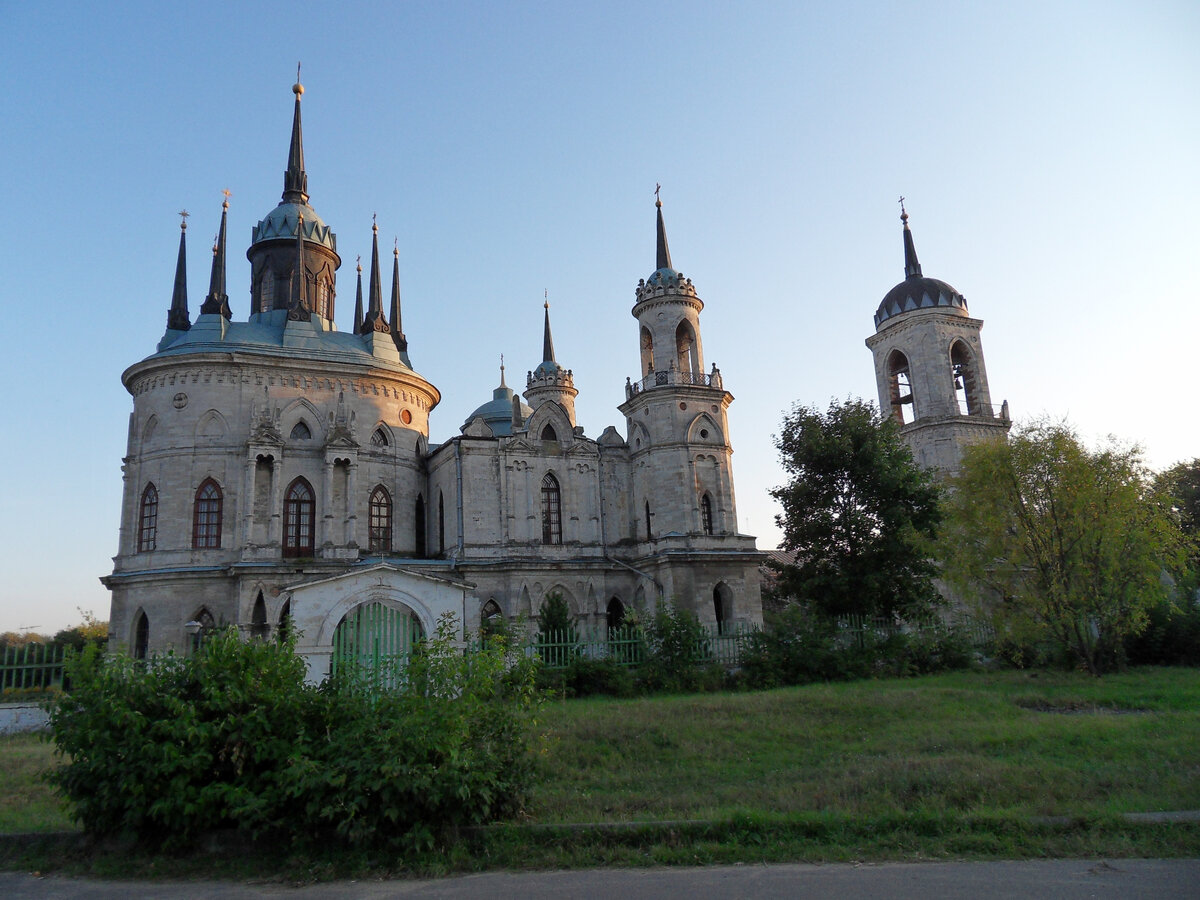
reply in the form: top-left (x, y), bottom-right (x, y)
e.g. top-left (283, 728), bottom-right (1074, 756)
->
top-left (268, 455), bottom-right (284, 546)
top-left (345, 461), bottom-right (358, 546)
top-left (240, 456), bottom-right (256, 548)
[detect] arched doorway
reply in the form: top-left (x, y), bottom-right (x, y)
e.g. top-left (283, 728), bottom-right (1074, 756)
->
top-left (330, 600), bottom-right (425, 683)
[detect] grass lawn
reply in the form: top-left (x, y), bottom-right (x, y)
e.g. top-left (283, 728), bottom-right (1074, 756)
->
top-left (2, 667), bottom-right (1198, 875)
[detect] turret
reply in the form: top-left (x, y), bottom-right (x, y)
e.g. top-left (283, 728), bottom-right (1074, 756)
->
top-left (165, 211), bottom-right (191, 332)
top-left (523, 300), bottom-right (578, 427)
top-left (198, 194), bottom-right (231, 319)
top-left (359, 220), bottom-right (390, 333)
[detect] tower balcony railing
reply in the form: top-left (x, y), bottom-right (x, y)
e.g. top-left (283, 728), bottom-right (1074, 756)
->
top-left (625, 365), bottom-right (723, 398)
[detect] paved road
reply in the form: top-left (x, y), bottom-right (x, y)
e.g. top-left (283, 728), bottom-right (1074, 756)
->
top-left (2, 859), bottom-right (1198, 898)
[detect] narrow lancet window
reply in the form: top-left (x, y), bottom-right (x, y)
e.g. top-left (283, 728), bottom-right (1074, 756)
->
top-left (192, 478), bottom-right (222, 549)
top-left (541, 473), bottom-right (562, 545)
top-left (138, 483), bottom-right (158, 552)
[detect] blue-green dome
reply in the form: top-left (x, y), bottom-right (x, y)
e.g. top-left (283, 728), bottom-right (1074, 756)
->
top-left (464, 384), bottom-right (532, 436)
top-left (251, 201), bottom-right (337, 253)
top-left (533, 359), bottom-right (561, 378)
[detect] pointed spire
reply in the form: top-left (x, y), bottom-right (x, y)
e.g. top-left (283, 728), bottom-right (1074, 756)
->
top-left (287, 211), bottom-right (311, 320)
top-left (282, 67), bottom-right (308, 204)
top-left (353, 255), bottom-right (364, 333)
top-left (499, 354), bottom-right (507, 389)
top-left (542, 294), bottom-right (556, 363)
top-left (167, 210), bottom-right (191, 331)
top-left (200, 193), bottom-right (232, 318)
top-left (390, 237), bottom-right (407, 350)
top-left (655, 184), bottom-right (673, 271)
top-left (361, 217), bottom-right (389, 333)
top-left (900, 196), bottom-right (922, 279)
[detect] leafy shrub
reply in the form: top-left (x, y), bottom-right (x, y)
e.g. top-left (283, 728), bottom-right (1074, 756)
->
top-left (737, 605), bottom-right (974, 688)
top-left (639, 604), bottom-right (724, 693)
top-left (1124, 598), bottom-right (1200, 666)
top-left (47, 617), bottom-right (541, 850)
top-left (535, 592), bottom-right (579, 667)
top-left (536, 656), bottom-right (637, 698)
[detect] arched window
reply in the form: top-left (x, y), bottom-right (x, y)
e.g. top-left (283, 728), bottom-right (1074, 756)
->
top-left (192, 478), bottom-right (222, 549)
top-left (133, 611), bottom-right (149, 660)
top-left (315, 278), bottom-right (330, 319)
top-left (251, 592), bottom-right (268, 640)
top-left (713, 585), bottom-right (730, 635)
top-left (371, 428), bottom-right (389, 447)
top-left (541, 473), bottom-right (562, 545)
top-left (190, 607), bottom-right (216, 653)
top-left (277, 599), bottom-right (292, 644)
top-left (415, 494), bottom-right (426, 558)
top-left (438, 491), bottom-right (446, 556)
top-left (368, 485), bottom-right (392, 553)
top-left (701, 493), bottom-right (714, 535)
top-left (481, 599), bottom-right (503, 639)
top-left (886, 349), bottom-right (915, 424)
top-left (259, 270), bottom-right (275, 312)
top-left (640, 326), bottom-right (655, 376)
top-left (606, 597), bottom-right (626, 632)
top-left (541, 424), bottom-right (558, 442)
top-left (283, 478), bottom-right (315, 557)
top-left (950, 340), bottom-right (980, 415)
top-left (290, 421), bottom-right (312, 441)
top-left (644, 501), bottom-right (652, 542)
top-left (676, 320), bottom-right (698, 374)
top-left (138, 483), bottom-right (158, 552)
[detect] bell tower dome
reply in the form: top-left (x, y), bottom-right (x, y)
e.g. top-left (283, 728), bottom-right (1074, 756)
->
top-left (865, 202), bottom-right (1010, 473)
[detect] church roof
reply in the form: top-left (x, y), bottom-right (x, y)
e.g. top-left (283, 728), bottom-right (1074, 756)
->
top-left (874, 207), bottom-right (968, 328)
top-left (464, 365), bottom-right (532, 436)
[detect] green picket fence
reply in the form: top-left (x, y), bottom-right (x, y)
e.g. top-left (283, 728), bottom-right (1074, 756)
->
top-left (833, 614), bottom-right (995, 648)
top-left (0, 643), bottom-right (67, 693)
top-left (525, 622), bottom-right (758, 670)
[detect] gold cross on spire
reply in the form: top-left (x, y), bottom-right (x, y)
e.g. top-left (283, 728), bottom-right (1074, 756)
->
top-left (179, 209), bottom-right (189, 230)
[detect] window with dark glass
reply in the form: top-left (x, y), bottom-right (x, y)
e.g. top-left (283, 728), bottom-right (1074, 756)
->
top-left (192, 478), bottom-right (222, 549)
top-left (701, 493), bottom-right (714, 535)
top-left (290, 421), bottom-right (312, 440)
top-left (133, 611), bottom-right (149, 660)
top-left (368, 485), bottom-right (392, 552)
top-left (138, 483), bottom-right (158, 552)
top-left (284, 478), bottom-right (315, 557)
top-left (541, 473), bottom-right (562, 545)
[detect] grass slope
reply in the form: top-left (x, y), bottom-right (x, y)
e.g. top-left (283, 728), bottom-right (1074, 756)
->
top-left (2, 667), bottom-right (1198, 875)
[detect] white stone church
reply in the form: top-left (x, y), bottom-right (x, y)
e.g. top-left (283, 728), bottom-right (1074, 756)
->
top-left (103, 81), bottom-right (763, 679)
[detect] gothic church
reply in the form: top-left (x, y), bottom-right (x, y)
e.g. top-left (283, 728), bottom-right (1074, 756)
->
top-left (103, 81), bottom-right (763, 678)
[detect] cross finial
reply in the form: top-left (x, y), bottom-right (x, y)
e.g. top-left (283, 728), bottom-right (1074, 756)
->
top-left (179, 209), bottom-right (189, 230)
top-left (394, 236), bottom-right (399, 256)
top-left (544, 288), bottom-right (549, 310)
top-left (899, 195), bottom-right (908, 223)
top-left (221, 188), bottom-right (231, 210)
top-left (356, 254), bottom-right (362, 272)
top-left (296, 61), bottom-right (301, 83)
top-left (654, 183), bottom-right (662, 207)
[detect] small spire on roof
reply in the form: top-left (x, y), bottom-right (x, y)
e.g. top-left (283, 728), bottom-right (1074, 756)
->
top-left (899, 196), bottom-right (922, 279)
top-left (353, 254), bottom-right (364, 333)
top-left (499, 354), bottom-right (507, 388)
top-left (167, 210), bottom-right (191, 331)
top-left (200, 192), bottom-right (232, 318)
top-left (541, 293), bottom-right (556, 364)
top-left (282, 68), bottom-right (308, 204)
top-left (361, 218), bottom-right (389, 333)
top-left (655, 185), bottom-right (673, 271)
top-left (390, 236), bottom-right (407, 351)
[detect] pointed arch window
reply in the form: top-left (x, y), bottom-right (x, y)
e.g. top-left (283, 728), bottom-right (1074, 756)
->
top-left (481, 599), bottom-right (503, 639)
top-left (541, 473), bottom-right (562, 545)
top-left (251, 592), bottom-right (268, 640)
top-left (315, 278), bottom-right (331, 319)
top-left (676, 320), bottom-right (698, 374)
top-left (259, 270), bottom-right (275, 313)
top-left (645, 501), bottom-right (652, 542)
top-left (371, 428), bottom-right (389, 447)
top-left (283, 477), bottom-right (315, 557)
top-left (701, 493), bottom-right (714, 535)
top-left (438, 491), bottom-right (446, 556)
top-left (640, 326), bottom-right (655, 376)
top-left (607, 597), bottom-right (626, 632)
top-left (950, 340), bottom-right (981, 415)
top-left (290, 421), bottom-right (312, 441)
top-left (192, 478), bottom-right (223, 549)
top-left (541, 424), bottom-right (558, 442)
top-left (133, 611), bottom-right (149, 660)
top-left (138, 483), bottom-right (158, 552)
top-left (277, 599), bottom-right (292, 644)
top-left (886, 349), bottom-right (915, 425)
top-left (368, 485), bottom-right (392, 553)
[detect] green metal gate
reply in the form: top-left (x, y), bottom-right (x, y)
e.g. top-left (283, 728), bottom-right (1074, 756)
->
top-left (330, 601), bottom-right (425, 684)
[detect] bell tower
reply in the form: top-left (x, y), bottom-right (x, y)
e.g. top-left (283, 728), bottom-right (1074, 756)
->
top-left (865, 203), bottom-right (1010, 473)
top-left (619, 194), bottom-right (738, 543)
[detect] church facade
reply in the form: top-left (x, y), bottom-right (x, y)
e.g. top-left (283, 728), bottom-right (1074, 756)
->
top-left (103, 81), bottom-right (762, 677)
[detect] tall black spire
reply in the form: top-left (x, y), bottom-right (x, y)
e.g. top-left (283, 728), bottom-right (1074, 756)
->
top-left (655, 185), bottom-right (673, 271)
top-left (282, 70), bottom-right (308, 204)
top-left (361, 219), bottom-right (389, 333)
top-left (288, 211), bottom-right (311, 320)
top-left (900, 198), bottom-right (922, 279)
top-left (541, 297), bottom-right (556, 363)
top-left (390, 239), bottom-right (407, 351)
top-left (167, 211), bottom-right (191, 331)
top-left (199, 194), bottom-right (232, 318)
top-left (353, 255), bottom-right (364, 333)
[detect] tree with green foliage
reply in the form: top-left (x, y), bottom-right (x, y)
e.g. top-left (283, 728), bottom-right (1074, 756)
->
top-left (1155, 457), bottom-right (1200, 597)
top-left (535, 591), bottom-right (578, 666)
top-left (941, 421), bottom-right (1190, 675)
top-left (770, 398), bottom-right (943, 620)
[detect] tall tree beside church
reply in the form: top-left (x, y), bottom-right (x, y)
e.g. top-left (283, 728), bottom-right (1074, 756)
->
top-left (941, 421), bottom-right (1190, 674)
top-left (1155, 458), bottom-right (1200, 595)
top-left (770, 399), bottom-right (943, 620)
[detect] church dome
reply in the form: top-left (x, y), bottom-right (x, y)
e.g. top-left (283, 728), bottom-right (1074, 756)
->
top-left (464, 381), bottom-right (532, 436)
top-left (874, 274), bottom-right (968, 328)
top-left (251, 201), bottom-right (338, 253)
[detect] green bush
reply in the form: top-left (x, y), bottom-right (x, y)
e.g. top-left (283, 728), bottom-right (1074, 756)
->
top-left (47, 617), bottom-right (541, 850)
top-left (638, 604), bottom-right (725, 693)
top-left (536, 656), bottom-right (637, 698)
top-left (1124, 598), bottom-right (1200, 666)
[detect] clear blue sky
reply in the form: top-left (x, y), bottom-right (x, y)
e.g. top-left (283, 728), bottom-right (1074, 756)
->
top-left (1, 1), bottom-right (1196, 633)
